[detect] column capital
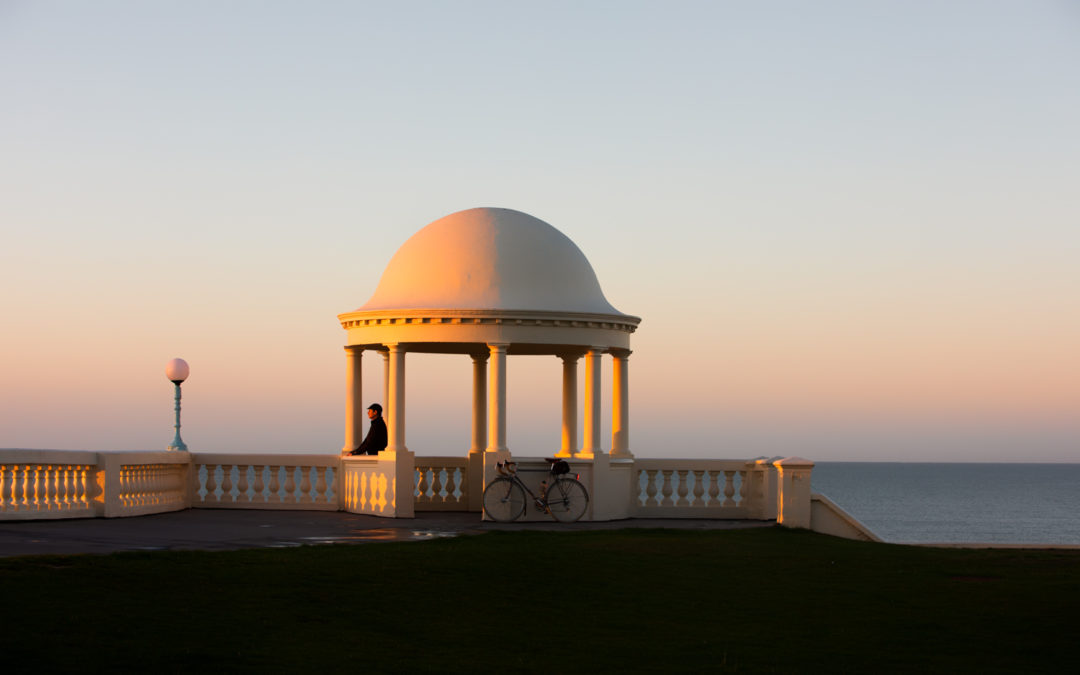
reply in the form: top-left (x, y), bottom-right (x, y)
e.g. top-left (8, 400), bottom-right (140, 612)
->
top-left (487, 342), bottom-right (510, 350)
top-left (585, 345), bottom-right (607, 356)
top-left (470, 350), bottom-right (490, 363)
top-left (609, 348), bottom-right (632, 360)
top-left (558, 348), bottom-right (588, 363)
top-left (344, 345), bottom-right (365, 355)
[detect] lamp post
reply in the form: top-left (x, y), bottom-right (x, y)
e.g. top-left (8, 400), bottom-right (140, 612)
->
top-left (165, 358), bottom-right (190, 452)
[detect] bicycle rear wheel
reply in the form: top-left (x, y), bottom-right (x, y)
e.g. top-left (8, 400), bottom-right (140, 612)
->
top-left (482, 477), bottom-right (526, 522)
top-left (545, 478), bottom-right (588, 522)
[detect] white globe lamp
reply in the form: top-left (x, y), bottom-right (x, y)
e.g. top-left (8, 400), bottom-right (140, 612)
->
top-left (165, 358), bottom-right (190, 451)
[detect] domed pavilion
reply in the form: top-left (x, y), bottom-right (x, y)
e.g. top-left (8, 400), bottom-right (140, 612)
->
top-left (337, 207), bottom-right (640, 518)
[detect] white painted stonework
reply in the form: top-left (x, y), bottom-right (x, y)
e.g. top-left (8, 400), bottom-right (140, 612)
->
top-left (337, 207), bottom-right (643, 522)
top-left (0, 207), bottom-right (879, 541)
top-left (359, 207), bottom-right (626, 315)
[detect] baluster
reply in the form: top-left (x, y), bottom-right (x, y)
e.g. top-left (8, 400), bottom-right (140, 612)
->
top-left (131, 466), bottom-right (141, 506)
top-left (0, 465), bottom-right (9, 511)
top-left (117, 467), bottom-right (128, 507)
top-left (252, 465), bottom-right (266, 503)
top-left (236, 465), bottom-right (250, 504)
top-left (283, 466), bottom-right (297, 503)
top-left (7, 465), bottom-right (17, 511)
top-left (40, 466), bottom-right (50, 510)
top-left (431, 468), bottom-right (445, 503)
top-left (644, 470), bottom-right (658, 507)
top-left (203, 464), bottom-right (218, 504)
top-left (126, 466), bottom-right (136, 507)
top-left (416, 467), bottom-right (430, 503)
top-left (692, 469), bottom-right (706, 507)
top-left (675, 470), bottom-right (690, 506)
top-left (61, 466), bottom-right (71, 509)
top-left (14, 465), bottom-right (25, 511)
top-left (53, 466), bottom-right (64, 507)
top-left (444, 468), bottom-right (459, 505)
top-left (457, 467), bottom-right (468, 506)
top-left (315, 466), bottom-right (328, 503)
top-left (738, 470), bottom-right (748, 506)
top-left (220, 465), bottom-right (234, 504)
top-left (60, 465), bottom-right (71, 509)
top-left (147, 466), bottom-right (157, 505)
top-left (31, 465), bottom-right (42, 510)
top-left (723, 470), bottom-right (737, 507)
top-left (299, 466), bottom-right (312, 503)
top-left (19, 465), bottom-right (30, 509)
top-left (41, 465), bottom-right (53, 510)
top-left (75, 466), bottom-right (87, 509)
top-left (268, 466), bottom-right (281, 503)
top-left (708, 471), bottom-right (722, 507)
top-left (660, 470), bottom-right (674, 507)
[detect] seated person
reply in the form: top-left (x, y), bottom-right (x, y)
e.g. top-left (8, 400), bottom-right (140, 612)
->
top-left (350, 403), bottom-right (387, 456)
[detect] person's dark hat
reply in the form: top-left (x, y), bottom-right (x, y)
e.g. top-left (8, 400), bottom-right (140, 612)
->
top-left (367, 403), bottom-right (383, 413)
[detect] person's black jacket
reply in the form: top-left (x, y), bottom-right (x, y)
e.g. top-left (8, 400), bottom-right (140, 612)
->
top-left (352, 416), bottom-right (388, 455)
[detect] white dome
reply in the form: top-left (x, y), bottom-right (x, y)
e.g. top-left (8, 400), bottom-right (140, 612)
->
top-left (358, 208), bottom-right (626, 315)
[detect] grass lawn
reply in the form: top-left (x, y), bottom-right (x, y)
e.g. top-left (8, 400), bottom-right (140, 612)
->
top-left (1, 527), bottom-right (1077, 673)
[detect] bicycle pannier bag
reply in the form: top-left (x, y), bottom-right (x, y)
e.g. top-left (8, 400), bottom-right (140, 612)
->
top-left (552, 460), bottom-right (570, 475)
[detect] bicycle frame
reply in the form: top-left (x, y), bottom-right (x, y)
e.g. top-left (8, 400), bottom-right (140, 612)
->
top-left (497, 462), bottom-right (551, 511)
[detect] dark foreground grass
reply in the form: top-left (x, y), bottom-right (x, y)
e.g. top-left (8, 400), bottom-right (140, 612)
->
top-left (1, 527), bottom-right (1078, 673)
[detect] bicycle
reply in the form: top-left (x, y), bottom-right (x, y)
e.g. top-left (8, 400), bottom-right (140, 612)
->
top-left (482, 458), bottom-right (589, 523)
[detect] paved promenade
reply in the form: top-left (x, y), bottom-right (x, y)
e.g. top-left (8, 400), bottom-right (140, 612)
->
top-left (0, 510), bottom-right (771, 557)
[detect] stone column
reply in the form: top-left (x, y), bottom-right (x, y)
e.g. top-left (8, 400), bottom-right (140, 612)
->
top-left (557, 352), bottom-right (581, 458)
top-left (468, 352), bottom-right (489, 511)
top-left (610, 349), bottom-right (632, 458)
top-left (386, 343), bottom-right (407, 452)
top-left (343, 347), bottom-right (363, 454)
top-left (581, 347), bottom-right (604, 458)
top-left (486, 343), bottom-right (509, 454)
top-left (381, 350), bottom-right (390, 415)
top-left (470, 353), bottom-right (488, 453)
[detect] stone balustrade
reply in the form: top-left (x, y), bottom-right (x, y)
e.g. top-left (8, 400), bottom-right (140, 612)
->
top-left (0, 450), bottom-right (100, 520)
top-left (0, 450), bottom-right (845, 538)
top-left (633, 459), bottom-right (773, 519)
top-left (0, 450), bottom-right (191, 519)
top-left (414, 457), bottom-right (470, 511)
top-left (191, 453), bottom-right (338, 510)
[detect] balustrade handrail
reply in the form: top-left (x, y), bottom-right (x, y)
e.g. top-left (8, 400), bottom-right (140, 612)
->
top-left (191, 452), bottom-right (340, 466)
top-left (633, 458), bottom-right (762, 471)
top-left (0, 449), bottom-right (100, 464)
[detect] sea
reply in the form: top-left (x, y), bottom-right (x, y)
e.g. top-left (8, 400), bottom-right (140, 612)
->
top-left (811, 462), bottom-right (1080, 545)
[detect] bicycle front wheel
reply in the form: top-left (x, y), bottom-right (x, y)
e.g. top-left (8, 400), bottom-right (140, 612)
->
top-left (482, 477), bottom-right (526, 522)
top-left (545, 478), bottom-right (588, 522)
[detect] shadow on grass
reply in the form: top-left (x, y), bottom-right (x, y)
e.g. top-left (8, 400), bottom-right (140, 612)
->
top-left (1, 527), bottom-right (1078, 673)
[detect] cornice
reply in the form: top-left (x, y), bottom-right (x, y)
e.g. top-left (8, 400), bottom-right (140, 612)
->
top-left (338, 308), bottom-right (641, 334)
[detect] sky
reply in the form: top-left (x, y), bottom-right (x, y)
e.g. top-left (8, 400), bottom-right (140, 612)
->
top-left (1, 1), bottom-right (1078, 462)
